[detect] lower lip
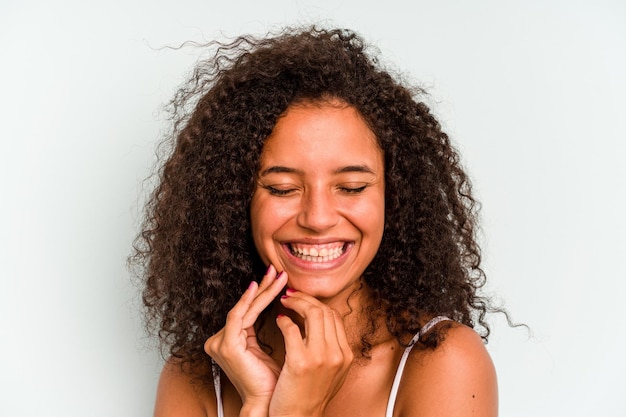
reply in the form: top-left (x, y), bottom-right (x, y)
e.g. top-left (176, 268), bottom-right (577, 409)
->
top-left (282, 243), bottom-right (353, 270)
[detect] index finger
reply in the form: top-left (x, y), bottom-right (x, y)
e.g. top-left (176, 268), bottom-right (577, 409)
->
top-left (240, 270), bottom-right (288, 328)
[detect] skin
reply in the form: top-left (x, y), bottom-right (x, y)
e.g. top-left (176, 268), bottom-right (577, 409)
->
top-left (154, 101), bottom-right (498, 417)
top-left (250, 101), bottom-right (386, 309)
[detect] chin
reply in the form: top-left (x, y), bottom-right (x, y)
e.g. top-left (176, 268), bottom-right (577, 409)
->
top-left (287, 274), bottom-right (360, 301)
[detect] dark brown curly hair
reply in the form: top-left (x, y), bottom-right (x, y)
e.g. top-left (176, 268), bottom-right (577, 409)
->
top-left (132, 27), bottom-right (495, 373)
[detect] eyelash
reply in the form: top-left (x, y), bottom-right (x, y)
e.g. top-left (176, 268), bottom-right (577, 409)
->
top-left (264, 186), bottom-right (295, 196)
top-left (262, 185), bottom-right (367, 195)
top-left (339, 185), bottom-right (367, 194)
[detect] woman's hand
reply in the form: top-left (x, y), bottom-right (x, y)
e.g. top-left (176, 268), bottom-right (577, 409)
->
top-left (269, 289), bottom-right (354, 417)
top-left (204, 265), bottom-right (288, 414)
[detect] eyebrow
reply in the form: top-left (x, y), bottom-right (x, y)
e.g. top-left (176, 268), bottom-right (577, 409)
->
top-left (334, 165), bottom-right (376, 175)
top-left (259, 166), bottom-right (303, 177)
top-left (258, 164), bottom-right (376, 177)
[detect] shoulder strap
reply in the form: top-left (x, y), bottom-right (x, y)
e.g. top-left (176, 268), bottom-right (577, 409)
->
top-left (211, 360), bottom-right (224, 417)
top-left (384, 316), bottom-right (451, 417)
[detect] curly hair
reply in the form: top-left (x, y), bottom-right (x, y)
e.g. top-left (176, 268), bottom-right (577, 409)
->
top-left (131, 27), bottom-right (493, 373)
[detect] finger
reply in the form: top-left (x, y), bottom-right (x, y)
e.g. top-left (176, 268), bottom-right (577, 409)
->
top-left (331, 310), bottom-right (349, 350)
top-left (280, 292), bottom-right (353, 368)
top-left (275, 314), bottom-right (306, 361)
top-left (279, 291), bottom-right (328, 345)
top-left (241, 270), bottom-right (288, 328)
top-left (257, 264), bottom-right (277, 291)
top-left (332, 309), bottom-right (354, 366)
top-left (223, 281), bottom-right (259, 342)
top-left (318, 307), bottom-right (348, 363)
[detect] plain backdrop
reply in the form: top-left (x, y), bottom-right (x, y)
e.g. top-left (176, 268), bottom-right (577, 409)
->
top-left (1, 1), bottom-right (625, 416)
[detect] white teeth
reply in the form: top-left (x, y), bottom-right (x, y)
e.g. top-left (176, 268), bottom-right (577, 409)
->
top-left (290, 243), bottom-right (344, 262)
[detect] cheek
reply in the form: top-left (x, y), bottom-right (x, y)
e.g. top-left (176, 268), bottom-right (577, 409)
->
top-left (249, 195), bottom-right (266, 255)
top-left (249, 196), bottom-right (292, 256)
top-left (346, 193), bottom-right (385, 236)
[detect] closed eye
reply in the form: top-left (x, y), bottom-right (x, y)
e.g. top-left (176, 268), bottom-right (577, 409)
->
top-left (339, 185), bottom-right (367, 194)
top-left (262, 185), bottom-right (297, 196)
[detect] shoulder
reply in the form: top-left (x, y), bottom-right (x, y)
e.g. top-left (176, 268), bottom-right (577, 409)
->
top-left (154, 360), bottom-right (216, 417)
top-left (395, 323), bottom-right (498, 417)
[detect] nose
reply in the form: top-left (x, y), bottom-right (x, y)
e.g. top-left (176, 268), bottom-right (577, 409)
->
top-left (296, 187), bottom-right (339, 232)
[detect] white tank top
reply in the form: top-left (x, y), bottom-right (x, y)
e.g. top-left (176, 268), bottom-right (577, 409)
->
top-left (212, 315), bottom-right (451, 417)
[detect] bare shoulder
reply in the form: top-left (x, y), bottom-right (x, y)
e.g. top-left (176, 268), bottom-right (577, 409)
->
top-left (395, 323), bottom-right (498, 417)
top-left (154, 360), bottom-right (216, 417)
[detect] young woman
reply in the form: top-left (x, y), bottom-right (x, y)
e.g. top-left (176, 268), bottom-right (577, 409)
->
top-left (134, 27), bottom-right (498, 417)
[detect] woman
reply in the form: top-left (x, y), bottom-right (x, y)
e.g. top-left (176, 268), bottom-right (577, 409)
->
top-left (134, 27), bottom-right (498, 416)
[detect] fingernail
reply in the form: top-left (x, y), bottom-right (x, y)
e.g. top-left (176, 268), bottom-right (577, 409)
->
top-left (248, 281), bottom-right (256, 290)
top-left (265, 264), bottom-right (273, 275)
top-left (276, 271), bottom-right (284, 280)
top-left (277, 314), bottom-right (285, 318)
top-left (281, 294), bottom-right (289, 299)
top-left (286, 288), bottom-right (295, 295)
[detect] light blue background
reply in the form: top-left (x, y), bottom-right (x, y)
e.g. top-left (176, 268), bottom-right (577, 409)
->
top-left (1, 1), bottom-right (624, 416)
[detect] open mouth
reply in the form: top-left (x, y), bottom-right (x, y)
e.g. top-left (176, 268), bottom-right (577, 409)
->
top-left (289, 242), bottom-right (347, 262)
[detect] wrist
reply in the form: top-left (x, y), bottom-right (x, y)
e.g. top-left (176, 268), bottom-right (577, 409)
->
top-left (268, 407), bottom-right (323, 417)
top-left (240, 400), bottom-right (269, 417)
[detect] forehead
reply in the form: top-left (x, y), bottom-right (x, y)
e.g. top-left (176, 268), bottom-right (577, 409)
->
top-left (260, 102), bottom-right (382, 169)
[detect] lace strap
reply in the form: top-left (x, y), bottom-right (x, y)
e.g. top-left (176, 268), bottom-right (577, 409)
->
top-left (419, 315), bottom-right (451, 339)
top-left (385, 316), bottom-right (451, 417)
top-left (211, 360), bottom-right (224, 417)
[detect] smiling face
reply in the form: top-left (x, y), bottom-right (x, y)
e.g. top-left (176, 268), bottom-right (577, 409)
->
top-left (250, 101), bottom-right (385, 304)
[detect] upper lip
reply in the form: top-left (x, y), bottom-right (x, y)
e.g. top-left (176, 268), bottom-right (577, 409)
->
top-left (282, 238), bottom-right (353, 245)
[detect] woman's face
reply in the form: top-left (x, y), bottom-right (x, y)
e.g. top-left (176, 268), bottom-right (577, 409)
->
top-left (250, 101), bottom-right (385, 302)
